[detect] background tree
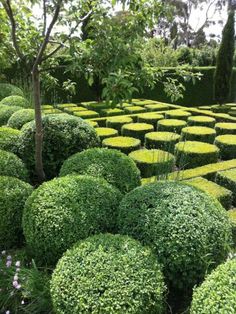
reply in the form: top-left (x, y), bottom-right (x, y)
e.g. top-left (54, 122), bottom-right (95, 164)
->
top-left (214, 10), bottom-right (235, 104)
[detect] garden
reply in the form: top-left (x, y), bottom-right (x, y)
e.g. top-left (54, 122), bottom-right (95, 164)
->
top-left (0, 0), bottom-right (236, 313)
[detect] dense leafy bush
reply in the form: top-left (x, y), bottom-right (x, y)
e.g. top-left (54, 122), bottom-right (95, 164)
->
top-left (118, 181), bottom-right (232, 291)
top-left (0, 176), bottom-right (33, 249)
top-left (51, 234), bottom-right (166, 314)
top-left (0, 149), bottom-right (28, 181)
top-left (60, 148), bottom-right (141, 194)
top-left (0, 95), bottom-right (29, 108)
top-left (8, 109), bottom-right (35, 129)
top-left (17, 114), bottom-right (100, 179)
top-left (0, 105), bottom-right (22, 126)
top-left (23, 175), bottom-right (122, 265)
top-left (228, 210), bottom-right (236, 245)
top-left (181, 126), bottom-right (216, 143)
top-left (215, 135), bottom-right (236, 159)
top-left (0, 127), bottom-right (21, 153)
top-left (190, 258), bottom-right (236, 314)
top-left (102, 136), bottom-right (141, 154)
top-left (121, 123), bottom-right (154, 143)
top-left (0, 83), bottom-right (24, 100)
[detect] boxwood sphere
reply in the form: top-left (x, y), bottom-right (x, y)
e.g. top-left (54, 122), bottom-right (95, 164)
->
top-left (0, 83), bottom-right (24, 100)
top-left (0, 95), bottom-right (29, 108)
top-left (0, 105), bottom-right (22, 126)
top-left (0, 126), bottom-right (21, 153)
top-left (0, 176), bottom-right (33, 249)
top-left (23, 175), bottom-right (122, 265)
top-left (7, 109), bottom-right (35, 130)
top-left (51, 234), bottom-right (166, 314)
top-left (17, 114), bottom-right (100, 179)
top-left (0, 149), bottom-right (28, 181)
top-left (190, 258), bottom-right (236, 314)
top-left (60, 148), bottom-right (141, 194)
top-left (118, 181), bottom-right (232, 291)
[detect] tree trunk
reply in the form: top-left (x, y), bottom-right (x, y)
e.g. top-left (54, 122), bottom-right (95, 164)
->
top-left (32, 65), bottom-right (45, 183)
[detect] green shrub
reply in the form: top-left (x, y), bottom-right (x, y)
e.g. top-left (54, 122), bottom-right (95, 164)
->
top-left (51, 234), bottom-right (166, 314)
top-left (185, 177), bottom-right (233, 210)
top-left (129, 149), bottom-right (175, 178)
top-left (60, 148), bottom-right (141, 194)
top-left (0, 176), bottom-right (33, 249)
top-left (165, 110), bottom-right (191, 121)
top-left (181, 126), bottom-right (216, 143)
top-left (106, 116), bottom-right (133, 134)
top-left (121, 123), bottom-right (154, 143)
top-left (229, 109), bottom-right (236, 117)
top-left (175, 141), bottom-right (219, 169)
top-left (41, 105), bottom-right (53, 109)
top-left (42, 108), bottom-right (62, 114)
top-left (101, 108), bottom-right (124, 116)
top-left (190, 258), bottom-right (236, 314)
top-left (216, 168), bottom-right (236, 205)
top-left (145, 104), bottom-right (169, 111)
top-left (145, 131), bottom-right (180, 153)
top-left (215, 135), bottom-right (236, 160)
top-left (124, 106), bottom-right (146, 114)
top-left (215, 122), bottom-right (236, 135)
top-left (0, 105), bottom-right (22, 126)
top-left (118, 181), bottom-right (232, 291)
top-left (0, 83), bottom-right (24, 100)
top-left (188, 115), bottom-right (216, 127)
top-left (74, 110), bottom-right (99, 119)
top-left (211, 104), bottom-right (230, 113)
top-left (96, 127), bottom-right (118, 141)
top-left (0, 126), bottom-right (21, 153)
top-left (0, 95), bottom-right (29, 108)
top-left (56, 103), bottom-right (77, 108)
top-left (228, 210), bottom-right (236, 245)
top-left (137, 113), bottom-right (164, 129)
top-left (64, 106), bottom-right (86, 113)
top-left (17, 114), bottom-right (100, 179)
top-left (87, 120), bottom-right (98, 128)
top-left (157, 119), bottom-right (187, 133)
top-left (102, 136), bottom-right (141, 154)
top-left (23, 175), bottom-right (122, 265)
top-left (0, 149), bottom-right (29, 181)
top-left (7, 109), bottom-right (35, 129)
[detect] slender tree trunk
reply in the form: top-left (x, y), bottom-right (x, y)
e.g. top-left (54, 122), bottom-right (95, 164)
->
top-left (32, 65), bottom-right (45, 183)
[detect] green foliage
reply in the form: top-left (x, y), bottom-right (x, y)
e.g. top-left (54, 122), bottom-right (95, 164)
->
top-left (181, 126), bottom-right (216, 143)
top-left (51, 234), bottom-right (166, 314)
top-left (165, 109), bottom-right (191, 121)
top-left (0, 176), bottom-right (32, 249)
top-left (121, 123), bottom-right (154, 143)
top-left (145, 131), bottom-right (180, 153)
top-left (211, 104), bottom-right (229, 113)
top-left (137, 113), bottom-right (164, 129)
top-left (96, 127), bottom-right (118, 141)
top-left (60, 148), bottom-right (141, 194)
top-left (145, 103), bottom-right (169, 111)
top-left (0, 83), bottom-right (24, 100)
top-left (124, 106), bottom-right (146, 114)
top-left (175, 141), bottom-right (219, 169)
top-left (215, 122), bottom-right (236, 135)
top-left (190, 258), bottom-right (236, 314)
top-left (7, 109), bottom-right (35, 130)
top-left (17, 114), bottom-right (100, 179)
top-left (188, 115), bottom-right (216, 128)
top-left (214, 11), bottom-right (235, 104)
top-left (118, 181), bottom-right (233, 291)
top-left (73, 110), bottom-right (99, 119)
top-left (158, 119), bottom-right (187, 133)
top-left (23, 175), bottom-right (122, 266)
top-left (228, 210), bottom-right (236, 245)
top-left (129, 149), bottom-right (175, 178)
top-left (0, 126), bottom-right (21, 153)
top-left (0, 95), bottom-right (29, 108)
top-left (216, 169), bottom-right (236, 205)
top-left (0, 105), bottom-right (22, 126)
top-left (215, 135), bottom-right (236, 160)
top-left (106, 116), bottom-right (133, 134)
top-left (102, 136), bottom-right (141, 154)
top-left (0, 149), bottom-right (28, 181)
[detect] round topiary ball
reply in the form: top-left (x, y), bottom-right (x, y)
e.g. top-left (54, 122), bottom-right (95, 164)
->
top-left (0, 83), bottom-right (24, 101)
top-left (23, 175), bottom-right (122, 265)
top-left (0, 126), bottom-right (21, 153)
top-left (51, 234), bottom-right (166, 314)
top-left (0, 95), bottom-right (29, 108)
top-left (0, 176), bottom-right (33, 249)
top-left (190, 258), bottom-right (236, 314)
top-left (60, 148), bottom-right (141, 194)
top-left (0, 149), bottom-right (28, 181)
top-left (118, 181), bottom-right (232, 291)
top-left (17, 114), bottom-right (100, 179)
top-left (7, 109), bottom-right (35, 130)
top-left (0, 105), bottom-right (22, 126)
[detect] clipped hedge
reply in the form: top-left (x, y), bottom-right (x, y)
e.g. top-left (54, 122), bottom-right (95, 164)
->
top-left (0, 149), bottom-right (29, 181)
top-left (157, 119), bottom-right (187, 134)
top-left (103, 136), bottom-right (141, 154)
top-left (216, 169), bottom-right (236, 205)
top-left (7, 109), bottom-right (35, 130)
top-left (106, 116), bottom-right (133, 134)
top-left (0, 176), bottom-right (33, 249)
top-left (87, 120), bottom-right (98, 128)
top-left (129, 149), bottom-right (175, 178)
top-left (188, 115), bottom-right (216, 127)
top-left (51, 234), bottom-right (166, 314)
top-left (0, 105), bottom-right (22, 126)
top-left (211, 104), bottom-right (230, 113)
top-left (96, 127), bottom-right (118, 141)
top-left (145, 131), bottom-right (180, 153)
top-left (17, 114), bottom-right (100, 179)
top-left (118, 181), bottom-right (232, 291)
top-left (215, 122), bottom-right (236, 135)
top-left (124, 106), bottom-right (146, 114)
top-left (74, 110), bottom-right (99, 119)
top-left (0, 95), bottom-right (29, 108)
top-left (0, 126), bottom-right (21, 153)
top-left (190, 259), bottom-right (236, 314)
top-left (101, 108), bottom-right (124, 116)
top-left (60, 148), bottom-right (141, 194)
top-left (145, 104), bottom-right (169, 111)
top-left (165, 110), bottom-right (191, 121)
top-left (215, 135), bottom-right (236, 159)
top-left (228, 210), bottom-right (236, 245)
top-left (0, 83), bottom-right (24, 100)
top-left (23, 175), bottom-right (122, 265)
top-left (175, 141), bottom-right (219, 169)
top-left (137, 113), bottom-right (164, 129)
top-left (181, 126), bottom-right (216, 143)
top-left (121, 123), bottom-right (154, 143)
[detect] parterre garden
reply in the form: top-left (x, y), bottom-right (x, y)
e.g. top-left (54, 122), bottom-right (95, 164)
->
top-left (0, 82), bottom-right (236, 313)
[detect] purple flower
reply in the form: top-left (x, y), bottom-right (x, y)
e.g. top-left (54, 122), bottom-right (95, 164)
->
top-left (6, 260), bottom-right (12, 268)
top-left (13, 280), bottom-right (18, 288)
top-left (6, 256), bottom-right (12, 261)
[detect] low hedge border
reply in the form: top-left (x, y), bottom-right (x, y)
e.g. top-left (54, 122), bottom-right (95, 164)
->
top-left (74, 110), bottom-right (100, 119)
top-left (124, 106), bottom-right (146, 114)
top-left (216, 169), bottom-right (236, 206)
top-left (227, 209), bottom-right (236, 245)
top-left (215, 135), bottom-right (236, 160)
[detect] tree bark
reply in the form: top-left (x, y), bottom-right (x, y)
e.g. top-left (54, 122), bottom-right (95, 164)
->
top-left (32, 66), bottom-right (45, 183)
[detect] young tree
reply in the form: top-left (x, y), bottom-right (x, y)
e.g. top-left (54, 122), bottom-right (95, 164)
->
top-left (214, 10), bottom-right (235, 104)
